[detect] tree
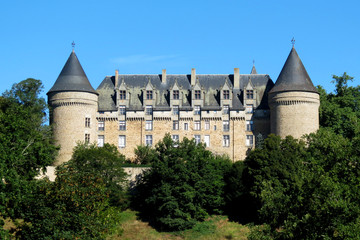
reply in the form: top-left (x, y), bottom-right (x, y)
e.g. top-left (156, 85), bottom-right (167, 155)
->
top-left (0, 79), bottom-right (58, 235)
top-left (66, 143), bottom-right (128, 207)
top-left (133, 134), bottom-right (232, 231)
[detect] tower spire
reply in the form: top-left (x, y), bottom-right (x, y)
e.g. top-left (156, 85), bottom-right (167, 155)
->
top-left (72, 41), bottom-right (75, 52)
top-left (291, 37), bottom-right (295, 48)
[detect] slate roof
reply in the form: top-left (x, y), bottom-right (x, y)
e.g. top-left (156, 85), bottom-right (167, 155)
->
top-left (96, 73), bottom-right (273, 112)
top-left (269, 47), bottom-right (318, 94)
top-left (47, 51), bottom-right (97, 95)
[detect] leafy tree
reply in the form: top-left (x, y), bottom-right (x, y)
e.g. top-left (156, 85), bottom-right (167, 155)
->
top-left (133, 134), bottom-right (232, 231)
top-left (66, 143), bottom-right (128, 207)
top-left (133, 144), bottom-right (158, 165)
top-left (0, 79), bottom-right (58, 235)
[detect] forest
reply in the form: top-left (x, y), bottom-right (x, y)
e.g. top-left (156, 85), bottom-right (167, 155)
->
top-left (0, 72), bottom-right (359, 239)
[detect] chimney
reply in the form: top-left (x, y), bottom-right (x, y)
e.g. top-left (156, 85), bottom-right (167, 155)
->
top-left (162, 69), bottom-right (167, 84)
top-left (191, 68), bottom-right (196, 86)
top-left (234, 68), bottom-right (240, 89)
top-left (115, 69), bottom-right (119, 88)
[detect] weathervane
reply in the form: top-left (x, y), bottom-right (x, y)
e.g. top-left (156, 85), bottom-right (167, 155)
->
top-left (291, 37), bottom-right (295, 48)
top-left (72, 41), bottom-right (75, 51)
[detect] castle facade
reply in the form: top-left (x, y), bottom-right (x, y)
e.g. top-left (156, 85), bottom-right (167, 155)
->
top-left (48, 47), bottom-right (319, 165)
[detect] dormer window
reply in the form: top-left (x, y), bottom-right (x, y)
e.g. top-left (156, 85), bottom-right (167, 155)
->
top-left (195, 90), bottom-right (201, 99)
top-left (173, 90), bottom-right (179, 99)
top-left (119, 90), bottom-right (126, 100)
top-left (223, 90), bottom-right (230, 99)
top-left (246, 90), bottom-right (254, 99)
top-left (119, 106), bottom-right (126, 115)
top-left (146, 105), bottom-right (153, 115)
top-left (146, 90), bottom-right (153, 100)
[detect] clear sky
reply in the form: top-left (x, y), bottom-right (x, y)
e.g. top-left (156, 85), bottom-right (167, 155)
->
top-left (0, 0), bottom-right (359, 99)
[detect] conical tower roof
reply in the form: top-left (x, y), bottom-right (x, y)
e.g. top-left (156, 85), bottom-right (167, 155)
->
top-left (47, 51), bottom-right (97, 95)
top-left (269, 47), bottom-right (317, 94)
top-left (250, 64), bottom-right (258, 74)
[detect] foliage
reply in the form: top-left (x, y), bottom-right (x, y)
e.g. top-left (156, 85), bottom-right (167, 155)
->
top-left (67, 142), bottom-right (128, 208)
top-left (0, 79), bottom-right (58, 235)
top-left (133, 144), bottom-right (158, 165)
top-left (132, 134), bottom-right (232, 231)
top-left (17, 166), bottom-right (122, 239)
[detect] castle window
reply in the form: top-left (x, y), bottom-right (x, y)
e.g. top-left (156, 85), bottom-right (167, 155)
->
top-left (246, 135), bottom-right (254, 146)
top-left (145, 120), bottom-right (153, 130)
top-left (246, 90), bottom-right (254, 99)
top-left (146, 90), bottom-right (153, 100)
top-left (194, 135), bottom-right (201, 144)
top-left (119, 121), bottom-right (126, 131)
top-left (173, 121), bottom-right (179, 130)
top-left (194, 121), bottom-right (201, 130)
top-left (97, 135), bottom-right (104, 147)
top-left (98, 121), bottom-right (104, 131)
top-left (184, 122), bottom-right (189, 130)
top-left (223, 120), bottom-right (230, 132)
top-left (246, 121), bottom-right (254, 131)
top-left (172, 135), bottom-right (179, 145)
top-left (85, 134), bottom-right (90, 143)
top-left (223, 135), bottom-right (230, 147)
top-left (173, 90), bottom-right (179, 99)
top-left (204, 120), bottom-right (210, 130)
top-left (195, 90), bottom-right (201, 99)
top-left (246, 104), bottom-right (253, 113)
top-left (146, 135), bottom-right (153, 146)
top-left (85, 118), bottom-right (90, 128)
top-left (119, 90), bottom-right (126, 100)
top-left (204, 135), bottom-right (210, 147)
top-left (194, 105), bottom-right (201, 115)
top-left (173, 105), bottom-right (179, 115)
top-left (223, 105), bottom-right (229, 114)
top-left (223, 90), bottom-right (230, 99)
top-left (119, 135), bottom-right (126, 148)
top-left (119, 106), bottom-right (126, 115)
top-left (145, 105), bottom-right (153, 115)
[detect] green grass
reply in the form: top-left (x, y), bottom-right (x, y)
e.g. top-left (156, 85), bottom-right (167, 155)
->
top-left (107, 210), bottom-right (250, 240)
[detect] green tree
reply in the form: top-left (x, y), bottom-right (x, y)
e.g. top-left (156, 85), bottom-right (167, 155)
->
top-left (0, 79), bottom-right (58, 235)
top-left (133, 134), bottom-right (231, 231)
top-left (133, 144), bottom-right (158, 165)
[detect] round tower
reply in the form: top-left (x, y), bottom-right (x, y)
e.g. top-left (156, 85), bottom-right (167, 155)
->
top-left (47, 50), bottom-right (98, 165)
top-left (269, 47), bottom-right (320, 139)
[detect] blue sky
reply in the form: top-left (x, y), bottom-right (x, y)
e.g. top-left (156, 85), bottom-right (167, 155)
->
top-left (0, 0), bottom-right (359, 99)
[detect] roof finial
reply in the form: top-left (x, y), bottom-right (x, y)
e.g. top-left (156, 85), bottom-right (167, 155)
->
top-left (253, 59), bottom-right (255, 66)
top-left (291, 37), bottom-right (295, 48)
top-left (72, 41), bottom-right (75, 52)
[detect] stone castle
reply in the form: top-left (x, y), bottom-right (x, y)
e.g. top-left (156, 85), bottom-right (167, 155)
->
top-left (47, 47), bottom-right (319, 165)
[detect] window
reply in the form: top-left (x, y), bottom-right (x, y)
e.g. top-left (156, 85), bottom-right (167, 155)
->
top-left (194, 135), bottom-right (201, 144)
top-left (97, 135), bottom-right (104, 147)
top-left (173, 105), bottom-right (179, 115)
top-left (173, 90), bottom-right (179, 99)
top-left (223, 105), bottom-right (229, 114)
top-left (173, 121), bottom-right (179, 130)
top-left (119, 121), bottom-right (126, 131)
top-left (195, 90), bottom-right (201, 99)
top-left (246, 90), bottom-right (254, 99)
top-left (146, 90), bottom-right (153, 100)
top-left (214, 125), bottom-right (217, 130)
top-left (194, 121), bottom-right (201, 130)
top-left (204, 120), bottom-right (210, 130)
top-left (146, 135), bottom-right (153, 146)
top-left (172, 135), bottom-right (179, 142)
top-left (119, 105), bottom-right (126, 115)
top-left (223, 90), bottom-right (230, 99)
top-left (246, 120), bottom-right (254, 131)
top-left (204, 135), bottom-right (210, 147)
top-left (145, 120), bottom-right (153, 130)
top-left (85, 117), bottom-right (90, 128)
top-left (98, 121), bottom-right (104, 131)
top-left (85, 134), bottom-right (90, 143)
top-left (194, 105), bottom-right (201, 115)
top-left (223, 135), bottom-right (230, 147)
top-left (145, 105), bottom-right (153, 115)
top-left (119, 90), bottom-right (126, 100)
top-left (223, 120), bottom-right (230, 132)
top-left (246, 135), bottom-right (254, 146)
top-left (246, 104), bottom-right (254, 113)
top-left (184, 123), bottom-right (189, 130)
top-left (119, 135), bottom-right (126, 148)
